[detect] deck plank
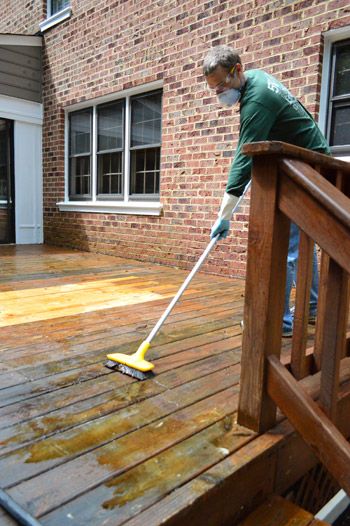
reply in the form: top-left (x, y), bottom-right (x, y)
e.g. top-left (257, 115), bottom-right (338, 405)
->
top-left (0, 245), bottom-right (323, 526)
top-left (0, 325), bottom-right (238, 396)
top-left (0, 336), bottom-right (241, 428)
top-left (6, 386), bottom-right (239, 516)
top-left (0, 323), bottom-right (237, 386)
top-left (0, 508), bottom-right (18, 525)
top-left (41, 418), bottom-right (255, 526)
top-left (0, 350), bottom-right (239, 454)
top-left (0, 303), bottom-right (240, 368)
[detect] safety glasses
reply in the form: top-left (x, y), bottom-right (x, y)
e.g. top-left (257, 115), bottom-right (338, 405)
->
top-left (209, 65), bottom-right (236, 93)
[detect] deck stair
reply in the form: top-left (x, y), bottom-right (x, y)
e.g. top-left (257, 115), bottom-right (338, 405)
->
top-left (239, 495), bottom-right (331, 526)
top-left (238, 142), bottom-right (350, 514)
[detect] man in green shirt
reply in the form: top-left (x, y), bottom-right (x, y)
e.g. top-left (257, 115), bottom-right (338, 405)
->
top-left (203, 45), bottom-right (330, 336)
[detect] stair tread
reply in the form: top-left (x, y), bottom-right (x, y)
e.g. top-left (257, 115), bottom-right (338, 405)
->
top-left (239, 495), bottom-right (331, 526)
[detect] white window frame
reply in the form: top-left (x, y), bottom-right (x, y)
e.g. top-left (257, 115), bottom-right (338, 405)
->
top-left (58, 81), bottom-right (163, 216)
top-left (319, 26), bottom-right (350, 162)
top-left (39, 1), bottom-right (72, 33)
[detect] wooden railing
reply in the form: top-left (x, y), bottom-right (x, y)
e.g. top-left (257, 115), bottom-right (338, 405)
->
top-left (237, 141), bottom-right (350, 493)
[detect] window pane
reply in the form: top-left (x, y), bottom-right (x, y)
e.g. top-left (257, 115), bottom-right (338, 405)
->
top-left (97, 152), bottom-right (123, 195)
top-left (130, 148), bottom-right (160, 195)
top-left (69, 156), bottom-right (91, 197)
top-left (51, 0), bottom-right (70, 15)
top-left (145, 148), bottom-right (156, 171)
top-left (82, 175), bottom-right (90, 195)
top-left (334, 43), bottom-right (350, 97)
top-left (70, 110), bottom-right (91, 155)
top-left (131, 92), bottom-right (162, 147)
top-left (98, 102), bottom-right (124, 151)
top-left (330, 105), bottom-right (350, 146)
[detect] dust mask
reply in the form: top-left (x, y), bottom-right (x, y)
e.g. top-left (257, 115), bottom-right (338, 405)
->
top-left (218, 88), bottom-right (241, 107)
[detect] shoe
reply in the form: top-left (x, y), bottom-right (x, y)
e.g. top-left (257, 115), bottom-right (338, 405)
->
top-left (242, 319), bottom-right (293, 338)
top-left (308, 314), bottom-right (316, 326)
top-left (282, 328), bottom-right (293, 338)
top-left (290, 306), bottom-right (316, 325)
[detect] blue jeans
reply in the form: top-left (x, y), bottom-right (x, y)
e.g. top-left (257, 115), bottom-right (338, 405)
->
top-left (283, 223), bottom-right (318, 332)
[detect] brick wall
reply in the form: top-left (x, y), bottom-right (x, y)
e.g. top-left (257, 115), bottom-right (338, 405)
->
top-left (2, 0), bottom-right (350, 277)
top-left (0, 0), bottom-right (44, 35)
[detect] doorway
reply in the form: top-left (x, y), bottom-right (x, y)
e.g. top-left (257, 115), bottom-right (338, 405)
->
top-left (0, 119), bottom-right (15, 244)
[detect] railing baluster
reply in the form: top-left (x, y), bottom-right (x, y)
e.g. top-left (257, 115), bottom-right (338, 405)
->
top-left (318, 257), bottom-right (349, 421)
top-left (291, 231), bottom-right (314, 379)
top-left (334, 169), bottom-right (350, 362)
top-left (314, 250), bottom-right (329, 371)
top-left (336, 169), bottom-right (344, 191)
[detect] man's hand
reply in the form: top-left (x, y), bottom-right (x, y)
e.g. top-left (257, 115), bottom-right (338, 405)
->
top-left (211, 218), bottom-right (230, 239)
top-left (210, 192), bottom-right (239, 240)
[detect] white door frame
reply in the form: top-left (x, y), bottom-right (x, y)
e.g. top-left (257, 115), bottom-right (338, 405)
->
top-left (0, 94), bottom-right (43, 244)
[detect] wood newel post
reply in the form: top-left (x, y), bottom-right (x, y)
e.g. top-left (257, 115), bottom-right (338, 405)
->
top-left (237, 155), bottom-right (290, 433)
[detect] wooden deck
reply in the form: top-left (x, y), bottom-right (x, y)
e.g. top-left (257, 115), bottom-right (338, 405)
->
top-left (0, 245), bottom-right (319, 525)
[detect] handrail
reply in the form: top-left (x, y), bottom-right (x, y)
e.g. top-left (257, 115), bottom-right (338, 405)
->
top-left (242, 141), bottom-right (350, 174)
top-left (237, 141), bottom-right (350, 494)
top-left (279, 159), bottom-right (350, 231)
top-left (277, 160), bottom-right (350, 275)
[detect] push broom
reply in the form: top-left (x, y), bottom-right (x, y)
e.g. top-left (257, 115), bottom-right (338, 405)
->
top-left (105, 181), bottom-right (251, 380)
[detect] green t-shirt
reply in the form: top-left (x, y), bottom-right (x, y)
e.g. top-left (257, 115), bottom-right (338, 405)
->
top-left (226, 69), bottom-right (331, 196)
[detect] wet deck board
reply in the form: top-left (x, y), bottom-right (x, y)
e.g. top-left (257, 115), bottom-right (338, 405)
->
top-left (0, 245), bottom-right (313, 525)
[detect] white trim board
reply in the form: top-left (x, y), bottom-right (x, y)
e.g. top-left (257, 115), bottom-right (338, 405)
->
top-left (0, 94), bottom-right (43, 125)
top-left (0, 34), bottom-right (42, 47)
top-left (315, 490), bottom-right (350, 523)
top-left (39, 6), bottom-right (72, 33)
top-left (66, 80), bottom-right (163, 112)
top-left (57, 201), bottom-right (163, 216)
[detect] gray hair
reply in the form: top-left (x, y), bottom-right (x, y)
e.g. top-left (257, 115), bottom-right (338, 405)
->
top-left (203, 45), bottom-right (242, 76)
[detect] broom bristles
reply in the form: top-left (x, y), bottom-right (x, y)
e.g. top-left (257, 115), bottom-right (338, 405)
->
top-left (104, 360), bottom-right (155, 381)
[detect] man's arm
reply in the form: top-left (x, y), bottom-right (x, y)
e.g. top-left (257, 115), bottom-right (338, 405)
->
top-left (226, 102), bottom-right (275, 196)
top-left (211, 102), bottom-right (274, 239)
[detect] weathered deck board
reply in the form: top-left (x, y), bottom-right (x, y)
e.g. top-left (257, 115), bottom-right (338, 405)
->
top-left (0, 351), bottom-right (240, 455)
top-left (0, 508), bottom-right (18, 525)
top-left (0, 245), bottom-right (320, 525)
top-left (41, 417), bottom-right (255, 526)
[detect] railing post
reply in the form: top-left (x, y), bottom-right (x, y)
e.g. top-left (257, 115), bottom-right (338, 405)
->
top-left (237, 156), bottom-right (290, 433)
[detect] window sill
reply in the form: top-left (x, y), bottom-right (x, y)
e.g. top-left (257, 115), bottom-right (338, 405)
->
top-left (57, 200), bottom-right (163, 216)
top-left (39, 6), bottom-right (72, 32)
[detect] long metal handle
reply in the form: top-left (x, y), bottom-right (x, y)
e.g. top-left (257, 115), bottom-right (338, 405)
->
top-left (146, 180), bottom-right (252, 344)
top-left (0, 489), bottom-right (42, 526)
top-left (146, 235), bottom-right (219, 343)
